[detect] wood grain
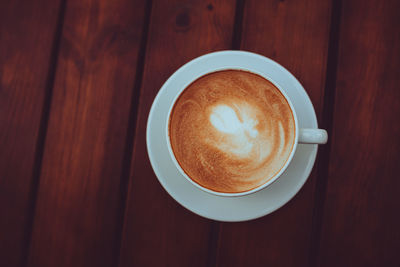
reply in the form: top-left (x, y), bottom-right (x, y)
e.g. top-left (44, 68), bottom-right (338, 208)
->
top-left (26, 0), bottom-right (147, 266)
top-left (118, 1), bottom-right (236, 266)
top-left (317, 0), bottom-right (400, 265)
top-left (0, 0), bottom-right (62, 266)
top-left (216, 0), bottom-right (332, 266)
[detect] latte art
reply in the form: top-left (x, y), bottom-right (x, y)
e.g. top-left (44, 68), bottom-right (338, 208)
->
top-left (169, 70), bottom-right (295, 193)
top-left (207, 102), bottom-right (281, 160)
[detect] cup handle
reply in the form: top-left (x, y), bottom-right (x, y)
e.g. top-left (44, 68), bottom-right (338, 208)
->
top-left (299, 128), bottom-right (328, 144)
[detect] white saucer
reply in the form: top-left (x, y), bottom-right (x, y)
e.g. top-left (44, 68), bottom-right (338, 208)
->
top-left (146, 51), bottom-right (318, 222)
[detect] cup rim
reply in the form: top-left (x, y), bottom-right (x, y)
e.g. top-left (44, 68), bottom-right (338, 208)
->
top-left (164, 51), bottom-right (299, 197)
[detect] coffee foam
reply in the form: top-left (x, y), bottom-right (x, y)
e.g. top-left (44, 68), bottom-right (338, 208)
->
top-left (169, 70), bottom-right (295, 193)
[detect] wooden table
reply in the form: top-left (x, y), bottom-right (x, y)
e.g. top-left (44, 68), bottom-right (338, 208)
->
top-left (1, 0), bottom-right (399, 266)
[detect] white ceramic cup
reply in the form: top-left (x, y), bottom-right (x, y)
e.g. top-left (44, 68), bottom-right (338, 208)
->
top-left (164, 51), bottom-right (327, 197)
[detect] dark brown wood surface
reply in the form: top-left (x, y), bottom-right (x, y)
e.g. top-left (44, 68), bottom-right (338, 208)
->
top-left (0, 0), bottom-right (399, 266)
top-left (26, 0), bottom-right (147, 266)
top-left (317, 0), bottom-right (400, 266)
top-left (0, 0), bottom-right (63, 266)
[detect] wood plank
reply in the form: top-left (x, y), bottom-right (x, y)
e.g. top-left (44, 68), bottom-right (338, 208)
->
top-left (26, 0), bottom-right (147, 266)
top-left (0, 0), bottom-right (62, 266)
top-left (216, 0), bottom-right (332, 266)
top-left (317, 0), bottom-right (400, 265)
top-left (118, 1), bottom-right (236, 266)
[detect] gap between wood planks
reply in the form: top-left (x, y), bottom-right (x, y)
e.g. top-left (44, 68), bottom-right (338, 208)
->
top-left (22, 0), bottom-right (67, 266)
top-left (114, 1), bottom-right (154, 267)
top-left (308, 0), bottom-right (342, 266)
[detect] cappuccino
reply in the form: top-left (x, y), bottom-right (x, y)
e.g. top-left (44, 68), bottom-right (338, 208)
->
top-left (169, 70), bottom-right (295, 193)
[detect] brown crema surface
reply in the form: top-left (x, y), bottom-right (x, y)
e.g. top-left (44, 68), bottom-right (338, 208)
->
top-left (169, 70), bottom-right (295, 193)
